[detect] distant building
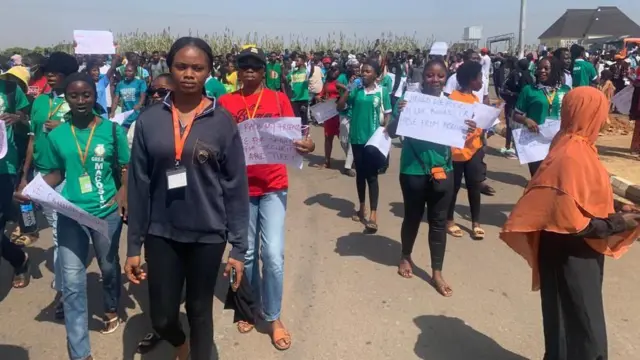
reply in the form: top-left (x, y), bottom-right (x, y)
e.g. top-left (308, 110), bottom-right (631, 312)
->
top-left (538, 6), bottom-right (640, 48)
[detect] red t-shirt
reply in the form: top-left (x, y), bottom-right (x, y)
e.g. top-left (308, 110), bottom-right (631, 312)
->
top-left (321, 81), bottom-right (340, 99)
top-left (28, 77), bottom-right (51, 97)
top-left (218, 89), bottom-right (294, 197)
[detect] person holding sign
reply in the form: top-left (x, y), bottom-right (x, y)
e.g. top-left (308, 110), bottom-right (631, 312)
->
top-left (388, 59), bottom-right (455, 297)
top-left (513, 56), bottom-right (570, 176)
top-left (319, 65), bottom-right (341, 168)
top-left (110, 63), bottom-right (147, 129)
top-left (501, 87), bottom-right (640, 360)
top-left (125, 37), bottom-right (249, 360)
top-left (337, 59), bottom-right (391, 233)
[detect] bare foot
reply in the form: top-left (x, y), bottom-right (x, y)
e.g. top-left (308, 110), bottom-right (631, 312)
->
top-left (432, 271), bottom-right (453, 297)
top-left (397, 256), bottom-right (413, 278)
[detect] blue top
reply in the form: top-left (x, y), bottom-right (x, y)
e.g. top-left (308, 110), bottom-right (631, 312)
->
top-left (115, 78), bottom-right (147, 126)
top-left (95, 75), bottom-right (110, 114)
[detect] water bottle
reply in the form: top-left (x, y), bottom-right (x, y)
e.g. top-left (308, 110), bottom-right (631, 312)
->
top-left (19, 202), bottom-right (38, 234)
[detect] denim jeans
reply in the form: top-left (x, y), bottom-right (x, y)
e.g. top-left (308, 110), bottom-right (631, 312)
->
top-left (57, 210), bottom-right (123, 360)
top-left (36, 171), bottom-right (66, 291)
top-left (245, 190), bottom-right (287, 322)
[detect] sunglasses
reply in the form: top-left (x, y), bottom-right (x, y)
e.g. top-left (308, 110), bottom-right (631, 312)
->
top-left (148, 88), bottom-right (170, 97)
top-left (237, 63), bottom-right (265, 71)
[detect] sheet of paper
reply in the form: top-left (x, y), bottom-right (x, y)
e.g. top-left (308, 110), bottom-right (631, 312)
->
top-left (472, 103), bottom-right (503, 129)
top-left (23, 174), bottom-right (109, 238)
top-left (365, 127), bottom-right (391, 157)
top-left (109, 110), bottom-right (134, 125)
top-left (394, 77), bottom-right (407, 98)
top-left (512, 120), bottom-right (561, 164)
top-left (612, 85), bottom-right (634, 115)
top-left (73, 30), bottom-right (116, 55)
top-left (238, 117), bottom-right (304, 169)
top-left (396, 91), bottom-right (473, 148)
top-left (0, 120), bottom-right (7, 159)
top-left (309, 99), bottom-right (339, 124)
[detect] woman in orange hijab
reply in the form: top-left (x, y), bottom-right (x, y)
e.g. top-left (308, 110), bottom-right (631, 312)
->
top-left (500, 86), bottom-right (640, 360)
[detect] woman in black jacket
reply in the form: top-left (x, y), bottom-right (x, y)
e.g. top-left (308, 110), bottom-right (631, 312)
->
top-left (499, 58), bottom-right (533, 158)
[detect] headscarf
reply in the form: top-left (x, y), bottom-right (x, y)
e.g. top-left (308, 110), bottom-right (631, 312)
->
top-left (500, 87), bottom-right (640, 290)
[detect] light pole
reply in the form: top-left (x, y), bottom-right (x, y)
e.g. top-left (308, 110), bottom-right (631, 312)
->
top-left (518, 0), bottom-right (526, 58)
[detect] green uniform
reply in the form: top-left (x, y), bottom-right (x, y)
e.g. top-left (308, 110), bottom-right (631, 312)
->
top-left (204, 77), bottom-right (227, 99)
top-left (392, 94), bottom-right (452, 174)
top-left (572, 59), bottom-right (598, 87)
top-left (348, 85), bottom-right (391, 144)
top-left (380, 74), bottom-right (394, 96)
top-left (266, 62), bottom-right (282, 90)
top-left (0, 82), bottom-right (30, 175)
top-left (40, 118), bottom-right (130, 218)
top-left (287, 67), bottom-right (309, 101)
top-left (516, 84), bottom-right (571, 124)
top-left (30, 93), bottom-right (70, 172)
top-left (528, 61), bottom-right (536, 77)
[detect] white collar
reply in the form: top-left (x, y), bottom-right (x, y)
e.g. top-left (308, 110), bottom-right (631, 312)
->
top-left (363, 84), bottom-right (381, 95)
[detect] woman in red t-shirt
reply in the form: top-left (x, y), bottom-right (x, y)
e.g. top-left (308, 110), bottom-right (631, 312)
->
top-left (320, 65), bottom-right (341, 168)
top-left (218, 46), bottom-right (315, 351)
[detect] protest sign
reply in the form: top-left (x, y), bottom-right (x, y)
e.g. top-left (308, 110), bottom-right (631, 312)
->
top-left (394, 77), bottom-right (407, 98)
top-left (73, 30), bottom-right (116, 54)
top-left (238, 117), bottom-right (304, 169)
top-left (109, 110), bottom-right (135, 125)
top-left (23, 174), bottom-right (109, 238)
top-left (472, 103), bottom-right (503, 129)
top-left (396, 92), bottom-right (473, 148)
top-left (0, 120), bottom-right (7, 159)
top-left (310, 99), bottom-right (339, 124)
top-left (512, 120), bottom-right (561, 165)
top-left (612, 85), bottom-right (634, 115)
top-left (365, 127), bottom-right (391, 158)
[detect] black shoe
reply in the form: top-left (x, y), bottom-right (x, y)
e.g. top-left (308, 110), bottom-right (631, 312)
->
top-left (137, 332), bottom-right (162, 354)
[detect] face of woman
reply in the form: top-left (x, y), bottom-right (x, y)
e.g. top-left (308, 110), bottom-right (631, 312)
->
top-left (89, 67), bottom-right (100, 82)
top-left (46, 72), bottom-right (64, 88)
top-left (171, 45), bottom-right (211, 95)
top-left (361, 65), bottom-right (377, 86)
top-left (536, 59), bottom-right (551, 84)
top-left (65, 81), bottom-right (95, 116)
top-left (423, 63), bottom-right (447, 93)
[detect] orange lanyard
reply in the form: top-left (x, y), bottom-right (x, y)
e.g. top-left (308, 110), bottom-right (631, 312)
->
top-left (70, 119), bottom-right (98, 172)
top-left (171, 98), bottom-right (208, 164)
top-left (240, 88), bottom-right (264, 119)
top-left (49, 96), bottom-right (65, 119)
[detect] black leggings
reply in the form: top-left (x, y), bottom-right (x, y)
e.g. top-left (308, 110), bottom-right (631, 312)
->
top-left (146, 235), bottom-right (225, 360)
top-left (351, 144), bottom-right (379, 211)
top-left (447, 149), bottom-right (484, 224)
top-left (291, 100), bottom-right (309, 127)
top-left (400, 173), bottom-right (453, 271)
top-left (504, 102), bottom-right (515, 149)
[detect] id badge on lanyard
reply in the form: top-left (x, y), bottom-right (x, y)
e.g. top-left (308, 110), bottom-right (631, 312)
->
top-left (167, 99), bottom-right (207, 190)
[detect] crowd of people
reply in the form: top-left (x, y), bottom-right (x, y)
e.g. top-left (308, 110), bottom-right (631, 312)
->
top-left (0, 36), bottom-right (640, 360)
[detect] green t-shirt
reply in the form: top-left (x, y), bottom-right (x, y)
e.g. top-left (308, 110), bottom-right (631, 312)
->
top-left (515, 84), bottom-right (571, 124)
top-left (204, 77), bottom-right (227, 99)
top-left (287, 67), bottom-right (310, 102)
top-left (572, 59), bottom-right (597, 87)
top-left (0, 82), bottom-right (30, 175)
top-left (266, 62), bottom-right (282, 90)
top-left (40, 118), bottom-right (130, 218)
top-left (528, 61), bottom-right (536, 77)
top-left (380, 74), bottom-right (394, 96)
top-left (348, 86), bottom-right (392, 145)
top-left (30, 93), bottom-right (71, 172)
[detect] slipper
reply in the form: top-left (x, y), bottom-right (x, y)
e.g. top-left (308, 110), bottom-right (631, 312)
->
top-left (447, 225), bottom-right (464, 238)
top-left (473, 227), bottom-right (485, 240)
top-left (136, 332), bottom-right (162, 354)
top-left (271, 327), bottom-right (292, 351)
top-left (352, 210), bottom-right (366, 223)
top-left (100, 316), bottom-right (121, 334)
top-left (12, 258), bottom-right (31, 289)
top-left (365, 220), bottom-right (378, 234)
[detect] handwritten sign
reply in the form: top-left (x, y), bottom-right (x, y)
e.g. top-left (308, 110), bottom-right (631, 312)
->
top-left (238, 117), bottom-right (303, 169)
top-left (612, 85), bottom-right (634, 115)
top-left (73, 30), bottom-right (116, 55)
top-left (512, 120), bottom-right (561, 164)
top-left (23, 174), bottom-right (109, 238)
top-left (396, 92), bottom-right (472, 148)
top-left (471, 103), bottom-right (503, 129)
top-left (0, 120), bottom-right (7, 159)
top-left (310, 99), bottom-right (339, 124)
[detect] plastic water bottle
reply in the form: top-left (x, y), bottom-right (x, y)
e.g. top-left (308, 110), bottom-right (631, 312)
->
top-left (19, 202), bottom-right (38, 234)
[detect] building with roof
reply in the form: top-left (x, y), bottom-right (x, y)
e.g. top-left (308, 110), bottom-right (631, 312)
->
top-left (538, 6), bottom-right (640, 48)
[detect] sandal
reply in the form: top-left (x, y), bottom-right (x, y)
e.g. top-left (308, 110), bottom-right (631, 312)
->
top-left (365, 220), bottom-right (378, 234)
top-left (447, 225), bottom-right (464, 238)
top-left (342, 169), bottom-right (356, 177)
top-left (351, 209), bottom-right (366, 223)
top-left (271, 326), bottom-right (292, 351)
top-left (397, 256), bottom-right (413, 278)
top-left (12, 257), bottom-right (31, 289)
top-left (100, 315), bottom-right (121, 334)
top-left (236, 320), bottom-right (255, 334)
top-left (473, 227), bottom-right (485, 240)
top-left (136, 332), bottom-right (162, 354)
top-left (13, 233), bottom-right (38, 247)
top-left (432, 278), bottom-right (453, 297)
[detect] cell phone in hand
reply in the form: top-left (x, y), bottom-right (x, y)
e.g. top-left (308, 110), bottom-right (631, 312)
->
top-left (229, 267), bottom-right (237, 286)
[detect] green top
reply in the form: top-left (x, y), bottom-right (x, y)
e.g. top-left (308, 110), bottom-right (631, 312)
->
top-left (40, 118), bottom-right (130, 218)
top-left (204, 77), bottom-right (227, 99)
top-left (572, 59), bottom-right (597, 87)
top-left (337, 73), bottom-right (352, 117)
top-left (266, 62), bottom-right (282, 90)
top-left (30, 93), bottom-right (71, 172)
top-left (392, 93), bottom-right (452, 174)
top-left (516, 84), bottom-right (571, 124)
top-left (528, 61), bottom-right (536, 77)
top-left (287, 67), bottom-right (310, 101)
top-left (0, 82), bottom-right (30, 175)
top-left (348, 85), bottom-right (391, 144)
top-left (380, 74), bottom-right (394, 96)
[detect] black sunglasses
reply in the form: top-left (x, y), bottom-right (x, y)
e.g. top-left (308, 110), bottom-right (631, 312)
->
top-left (148, 87), bottom-right (170, 97)
top-left (237, 63), bottom-right (265, 71)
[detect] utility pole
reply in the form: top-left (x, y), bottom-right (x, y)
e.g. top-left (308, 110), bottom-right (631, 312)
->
top-left (518, 0), bottom-right (526, 58)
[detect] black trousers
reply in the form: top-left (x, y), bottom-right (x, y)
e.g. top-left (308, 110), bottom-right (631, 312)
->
top-left (447, 149), bottom-right (484, 224)
top-left (399, 173), bottom-right (453, 271)
top-left (351, 144), bottom-right (379, 211)
top-left (146, 235), bottom-right (226, 360)
top-left (504, 102), bottom-right (515, 148)
top-left (291, 100), bottom-right (309, 127)
top-left (0, 174), bottom-right (26, 269)
top-left (538, 233), bottom-right (607, 360)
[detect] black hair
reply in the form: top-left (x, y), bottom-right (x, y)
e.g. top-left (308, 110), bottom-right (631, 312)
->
top-left (600, 69), bottom-right (613, 82)
top-left (553, 47), bottom-right (569, 59)
top-left (85, 58), bottom-right (101, 73)
top-left (42, 52), bottom-right (79, 76)
top-left (423, 58), bottom-right (447, 76)
top-left (153, 73), bottom-right (174, 83)
top-left (462, 48), bottom-right (476, 62)
top-left (537, 56), bottom-right (564, 87)
top-left (362, 59), bottom-right (381, 76)
top-left (23, 52), bottom-right (47, 67)
top-left (456, 61), bottom-right (482, 88)
top-left (570, 44), bottom-right (584, 60)
top-left (166, 36), bottom-right (214, 71)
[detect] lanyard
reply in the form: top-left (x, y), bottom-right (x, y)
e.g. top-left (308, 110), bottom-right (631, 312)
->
top-left (171, 99), bottom-right (208, 164)
top-left (544, 89), bottom-right (557, 115)
top-left (70, 119), bottom-right (98, 172)
top-left (240, 88), bottom-right (264, 119)
top-left (49, 96), bottom-right (65, 119)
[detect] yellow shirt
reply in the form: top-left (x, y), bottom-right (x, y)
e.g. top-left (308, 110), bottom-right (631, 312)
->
top-left (226, 72), bottom-right (238, 88)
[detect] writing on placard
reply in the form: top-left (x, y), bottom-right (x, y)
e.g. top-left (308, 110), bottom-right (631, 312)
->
top-left (0, 120), bottom-right (7, 159)
top-left (512, 120), bottom-right (561, 164)
top-left (238, 117), bottom-right (303, 168)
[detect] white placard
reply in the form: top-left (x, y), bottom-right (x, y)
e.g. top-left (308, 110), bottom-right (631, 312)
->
top-left (73, 30), bottom-right (116, 55)
top-left (365, 127), bottom-right (391, 157)
top-left (612, 85), bottom-right (634, 115)
top-left (0, 120), bottom-right (7, 159)
top-left (472, 103), bottom-right (503, 129)
top-left (396, 92), bottom-right (473, 148)
top-left (309, 99), bottom-right (339, 124)
top-left (512, 120), bottom-right (561, 164)
top-left (23, 174), bottom-right (109, 238)
top-left (109, 110), bottom-right (135, 125)
top-left (238, 117), bottom-right (303, 169)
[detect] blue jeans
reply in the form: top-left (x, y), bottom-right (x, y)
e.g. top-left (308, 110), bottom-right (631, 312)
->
top-left (36, 171), bottom-right (66, 291)
top-left (57, 210), bottom-right (122, 360)
top-left (245, 190), bottom-right (287, 322)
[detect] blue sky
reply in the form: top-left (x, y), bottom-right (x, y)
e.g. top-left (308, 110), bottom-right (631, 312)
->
top-left (1, 0), bottom-right (639, 49)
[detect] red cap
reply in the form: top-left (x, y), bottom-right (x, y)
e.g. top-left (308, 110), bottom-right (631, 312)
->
top-left (322, 57), bottom-right (332, 64)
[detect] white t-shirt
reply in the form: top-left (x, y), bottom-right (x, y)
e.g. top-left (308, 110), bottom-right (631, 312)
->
top-left (100, 65), bottom-right (112, 107)
top-left (480, 55), bottom-right (492, 79)
top-left (444, 74), bottom-right (488, 101)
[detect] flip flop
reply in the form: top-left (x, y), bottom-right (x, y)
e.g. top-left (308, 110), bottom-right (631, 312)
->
top-left (365, 220), bottom-right (378, 234)
top-left (447, 225), bottom-right (464, 238)
top-left (473, 227), bottom-right (485, 240)
top-left (271, 327), bottom-right (292, 351)
top-left (100, 316), bottom-right (121, 334)
top-left (12, 258), bottom-right (31, 289)
top-left (352, 210), bottom-right (366, 223)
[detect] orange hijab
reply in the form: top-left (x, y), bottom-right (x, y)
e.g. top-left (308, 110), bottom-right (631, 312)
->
top-left (500, 87), bottom-right (640, 291)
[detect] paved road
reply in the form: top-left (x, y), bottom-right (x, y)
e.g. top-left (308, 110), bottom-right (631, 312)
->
top-left (1, 133), bottom-right (640, 360)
